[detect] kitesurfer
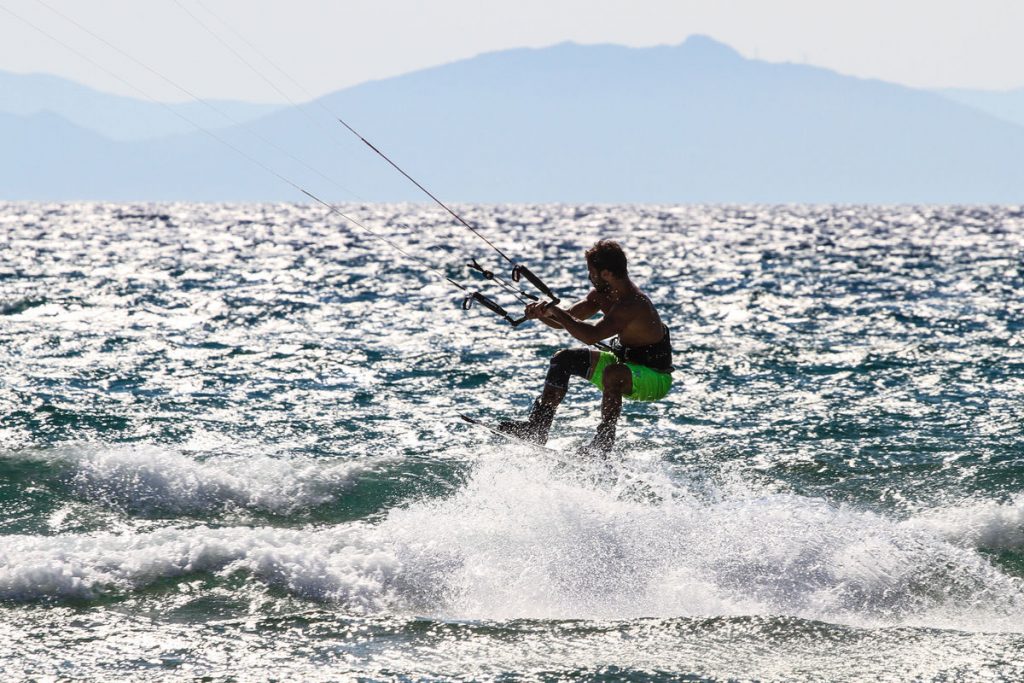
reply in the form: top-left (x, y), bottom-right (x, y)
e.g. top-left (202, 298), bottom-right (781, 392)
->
top-left (499, 240), bottom-right (673, 454)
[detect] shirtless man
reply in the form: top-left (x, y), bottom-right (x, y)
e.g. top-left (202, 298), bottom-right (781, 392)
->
top-left (499, 240), bottom-right (673, 454)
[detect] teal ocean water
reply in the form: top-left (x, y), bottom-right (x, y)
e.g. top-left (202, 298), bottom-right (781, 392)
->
top-left (1, 203), bottom-right (1023, 681)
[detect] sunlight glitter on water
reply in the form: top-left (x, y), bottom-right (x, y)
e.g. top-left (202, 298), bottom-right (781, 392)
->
top-left (1, 202), bottom-right (1023, 680)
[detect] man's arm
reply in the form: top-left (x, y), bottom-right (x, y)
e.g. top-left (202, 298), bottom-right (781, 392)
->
top-left (544, 301), bottom-right (628, 345)
top-left (529, 292), bottom-right (601, 329)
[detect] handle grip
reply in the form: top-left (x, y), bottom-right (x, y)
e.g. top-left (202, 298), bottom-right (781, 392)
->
top-left (511, 264), bottom-right (559, 304)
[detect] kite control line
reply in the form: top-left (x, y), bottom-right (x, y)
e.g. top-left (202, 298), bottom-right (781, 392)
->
top-left (337, 117), bottom-right (561, 307)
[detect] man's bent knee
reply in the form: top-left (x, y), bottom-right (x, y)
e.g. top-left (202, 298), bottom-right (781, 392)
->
top-left (546, 348), bottom-right (592, 389)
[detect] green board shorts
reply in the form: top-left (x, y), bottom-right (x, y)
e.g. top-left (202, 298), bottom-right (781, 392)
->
top-left (588, 351), bottom-right (672, 402)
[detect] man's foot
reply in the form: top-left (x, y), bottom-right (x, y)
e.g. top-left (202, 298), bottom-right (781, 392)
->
top-left (576, 423), bottom-right (615, 457)
top-left (497, 400), bottom-right (556, 445)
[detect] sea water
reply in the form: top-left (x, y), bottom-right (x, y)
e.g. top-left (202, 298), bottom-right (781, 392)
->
top-left (1, 203), bottom-right (1022, 681)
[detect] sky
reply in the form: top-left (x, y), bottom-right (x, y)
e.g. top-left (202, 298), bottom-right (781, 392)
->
top-left (1, 0), bottom-right (1022, 103)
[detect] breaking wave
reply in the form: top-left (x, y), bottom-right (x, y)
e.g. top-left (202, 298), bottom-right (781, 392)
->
top-left (4, 446), bottom-right (1022, 634)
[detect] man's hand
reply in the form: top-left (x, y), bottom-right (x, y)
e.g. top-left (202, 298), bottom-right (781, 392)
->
top-left (524, 301), bottom-right (555, 320)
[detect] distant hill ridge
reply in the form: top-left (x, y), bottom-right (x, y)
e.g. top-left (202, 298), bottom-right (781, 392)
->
top-left (0, 69), bottom-right (282, 141)
top-left (935, 87), bottom-right (1024, 129)
top-left (2, 35), bottom-right (1023, 202)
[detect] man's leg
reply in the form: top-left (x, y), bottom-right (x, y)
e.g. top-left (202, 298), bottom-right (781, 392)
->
top-left (499, 348), bottom-right (594, 444)
top-left (588, 363), bottom-right (632, 454)
top-left (538, 381), bottom-right (567, 410)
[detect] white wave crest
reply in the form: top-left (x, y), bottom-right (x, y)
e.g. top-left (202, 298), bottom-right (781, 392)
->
top-left (903, 494), bottom-right (1024, 551)
top-left (38, 443), bottom-right (379, 515)
top-left (361, 452), bottom-right (1024, 631)
top-left (0, 525), bottom-right (400, 611)
top-left (4, 449), bottom-right (1023, 634)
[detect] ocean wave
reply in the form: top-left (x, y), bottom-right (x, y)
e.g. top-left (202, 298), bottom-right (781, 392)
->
top-left (0, 524), bottom-right (399, 611)
top-left (368, 452), bottom-right (1024, 631)
top-left (903, 494), bottom-right (1024, 551)
top-left (3, 450), bottom-right (1023, 633)
top-left (19, 443), bottom-right (383, 516)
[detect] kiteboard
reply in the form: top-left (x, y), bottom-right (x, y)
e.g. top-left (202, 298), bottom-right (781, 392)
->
top-left (458, 414), bottom-right (567, 456)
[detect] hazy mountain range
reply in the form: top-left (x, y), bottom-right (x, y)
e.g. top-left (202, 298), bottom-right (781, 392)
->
top-left (0, 69), bottom-right (282, 141)
top-left (2, 35), bottom-right (1023, 203)
top-left (936, 87), bottom-right (1024, 130)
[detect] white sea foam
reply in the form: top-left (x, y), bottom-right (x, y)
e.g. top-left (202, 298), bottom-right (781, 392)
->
top-left (371, 451), bottom-right (1024, 630)
top-left (26, 443), bottom-right (379, 515)
top-left (0, 524), bottom-right (399, 611)
top-left (904, 494), bottom-right (1024, 551)
top-left (3, 447), bottom-right (1022, 633)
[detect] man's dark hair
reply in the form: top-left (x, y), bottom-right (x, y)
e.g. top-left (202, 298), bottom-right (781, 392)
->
top-left (585, 240), bottom-right (628, 277)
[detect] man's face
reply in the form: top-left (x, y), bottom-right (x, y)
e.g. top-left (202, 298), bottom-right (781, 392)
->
top-left (588, 265), bottom-right (611, 293)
